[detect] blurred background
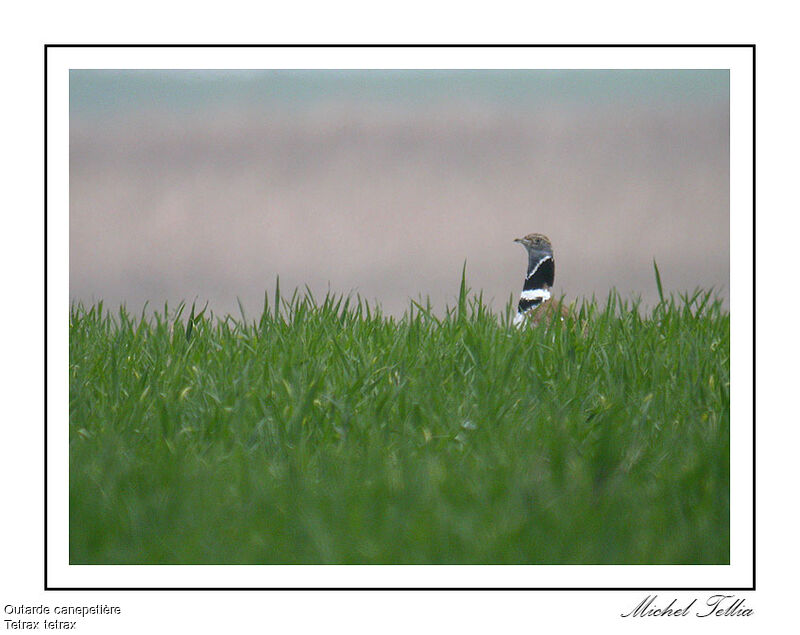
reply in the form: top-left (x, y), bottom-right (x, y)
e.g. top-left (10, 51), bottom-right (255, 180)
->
top-left (70, 69), bottom-right (729, 318)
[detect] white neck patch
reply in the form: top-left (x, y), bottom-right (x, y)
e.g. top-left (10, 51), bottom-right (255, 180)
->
top-left (519, 288), bottom-right (551, 302)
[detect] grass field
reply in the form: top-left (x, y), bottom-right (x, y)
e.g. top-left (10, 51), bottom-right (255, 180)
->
top-left (69, 272), bottom-right (729, 565)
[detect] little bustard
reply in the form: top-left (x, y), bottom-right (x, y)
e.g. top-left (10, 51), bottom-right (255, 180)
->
top-left (512, 233), bottom-right (570, 327)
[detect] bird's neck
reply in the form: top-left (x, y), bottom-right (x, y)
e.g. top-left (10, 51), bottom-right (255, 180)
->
top-left (514, 253), bottom-right (555, 327)
top-left (525, 253), bottom-right (555, 292)
top-left (528, 252), bottom-right (541, 275)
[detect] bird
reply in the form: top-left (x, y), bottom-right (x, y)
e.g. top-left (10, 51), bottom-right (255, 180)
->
top-left (512, 233), bottom-right (570, 327)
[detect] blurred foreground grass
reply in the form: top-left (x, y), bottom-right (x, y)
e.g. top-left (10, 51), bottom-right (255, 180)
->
top-left (69, 280), bottom-right (729, 564)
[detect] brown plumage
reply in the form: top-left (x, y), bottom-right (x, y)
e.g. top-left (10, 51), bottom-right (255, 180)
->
top-left (523, 296), bottom-right (571, 326)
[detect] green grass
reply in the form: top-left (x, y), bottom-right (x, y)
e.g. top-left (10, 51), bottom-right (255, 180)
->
top-left (69, 274), bottom-right (729, 565)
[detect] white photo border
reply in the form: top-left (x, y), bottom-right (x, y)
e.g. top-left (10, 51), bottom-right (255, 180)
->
top-left (47, 44), bottom-right (753, 590)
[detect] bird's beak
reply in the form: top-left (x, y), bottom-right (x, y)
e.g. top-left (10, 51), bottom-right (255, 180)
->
top-left (513, 237), bottom-right (522, 243)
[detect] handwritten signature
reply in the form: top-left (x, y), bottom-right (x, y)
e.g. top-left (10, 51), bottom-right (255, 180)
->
top-left (621, 594), bottom-right (753, 618)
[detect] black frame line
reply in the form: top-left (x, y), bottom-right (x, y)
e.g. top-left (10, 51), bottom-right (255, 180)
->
top-left (44, 43), bottom-right (49, 591)
top-left (46, 43), bottom-right (755, 592)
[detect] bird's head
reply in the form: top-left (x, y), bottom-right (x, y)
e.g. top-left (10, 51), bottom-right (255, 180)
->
top-left (514, 233), bottom-right (553, 257)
